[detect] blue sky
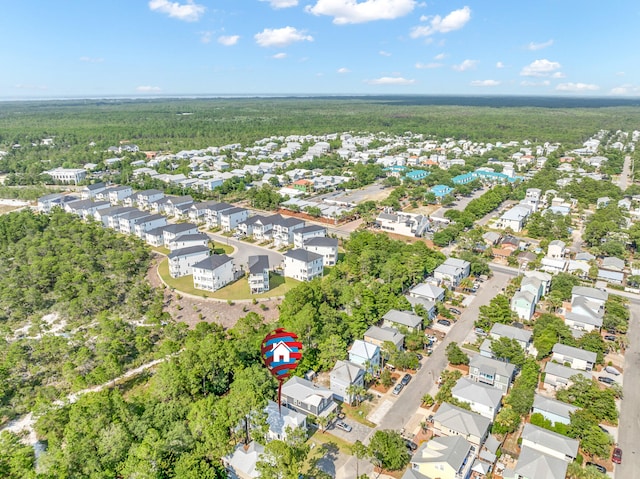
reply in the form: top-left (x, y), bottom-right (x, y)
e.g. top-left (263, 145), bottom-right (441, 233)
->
top-left (2, 0), bottom-right (639, 98)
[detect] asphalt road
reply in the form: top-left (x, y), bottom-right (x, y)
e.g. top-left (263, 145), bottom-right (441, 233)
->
top-left (206, 232), bottom-right (285, 269)
top-left (618, 155), bottom-right (632, 191)
top-left (615, 293), bottom-right (640, 478)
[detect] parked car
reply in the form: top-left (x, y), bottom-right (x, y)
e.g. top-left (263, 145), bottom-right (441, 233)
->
top-left (612, 447), bottom-right (622, 464)
top-left (404, 439), bottom-right (418, 452)
top-left (335, 420), bottom-right (352, 432)
top-left (599, 425), bottom-right (610, 434)
top-left (474, 328), bottom-right (487, 336)
top-left (401, 374), bottom-right (412, 386)
top-left (392, 383), bottom-right (404, 395)
top-left (605, 366), bottom-right (621, 376)
top-left (437, 319), bottom-right (451, 327)
top-left (586, 462), bottom-right (606, 474)
top-left (598, 376), bottom-right (615, 385)
top-left (604, 335), bottom-right (617, 341)
top-left (415, 353), bottom-right (423, 361)
top-left (449, 308), bottom-right (462, 315)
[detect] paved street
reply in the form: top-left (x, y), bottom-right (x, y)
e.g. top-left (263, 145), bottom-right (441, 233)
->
top-left (206, 231), bottom-right (284, 268)
top-left (618, 155), bottom-right (632, 191)
top-left (615, 293), bottom-right (640, 478)
top-left (335, 271), bottom-right (512, 478)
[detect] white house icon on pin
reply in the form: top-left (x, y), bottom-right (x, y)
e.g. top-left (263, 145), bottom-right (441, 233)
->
top-left (272, 341), bottom-right (292, 364)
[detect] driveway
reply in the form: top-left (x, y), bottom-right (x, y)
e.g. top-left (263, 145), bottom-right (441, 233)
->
top-left (206, 231), bottom-right (284, 268)
top-left (326, 419), bottom-right (373, 444)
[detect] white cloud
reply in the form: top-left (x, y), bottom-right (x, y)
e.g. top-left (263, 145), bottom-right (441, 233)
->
top-left (521, 80), bottom-right (551, 87)
top-left (260, 0), bottom-right (299, 8)
top-left (79, 56), bottom-right (104, 63)
top-left (337, 67), bottom-right (351, 73)
top-left (379, 50), bottom-right (392, 56)
top-left (218, 35), bottom-right (240, 46)
top-left (520, 59), bottom-right (561, 77)
top-left (415, 62), bottom-right (442, 69)
top-left (526, 39), bottom-right (554, 51)
top-left (200, 31), bottom-right (213, 43)
top-left (410, 6), bottom-right (471, 38)
top-left (609, 83), bottom-right (640, 96)
top-left (551, 71), bottom-right (566, 78)
top-left (254, 27), bottom-right (313, 47)
top-left (470, 79), bottom-right (500, 87)
top-left (556, 82), bottom-right (599, 92)
top-left (136, 85), bottom-right (162, 92)
top-left (434, 52), bottom-right (446, 60)
top-left (272, 52), bottom-right (288, 59)
top-left (496, 61), bottom-right (504, 68)
top-left (148, 0), bottom-right (205, 22)
top-left (365, 76), bottom-right (416, 85)
top-left (306, 0), bottom-right (416, 25)
top-left (452, 59), bottom-right (477, 72)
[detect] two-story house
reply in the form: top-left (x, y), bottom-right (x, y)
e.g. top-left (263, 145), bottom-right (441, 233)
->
top-left (531, 394), bottom-right (578, 426)
top-left (163, 223), bottom-right (200, 248)
top-left (543, 362), bottom-right (592, 391)
top-left (220, 207), bottom-right (249, 232)
top-left (521, 423), bottom-right (579, 462)
top-left (363, 325), bottom-right (404, 351)
top-left (514, 447), bottom-right (569, 479)
top-left (168, 232), bottom-right (209, 251)
top-left (382, 309), bottom-right (423, 332)
top-left (451, 377), bottom-right (502, 420)
top-left (409, 282), bottom-right (445, 303)
top-left (303, 237), bottom-right (339, 266)
top-left (192, 254), bottom-right (235, 291)
top-left (132, 214), bottom-right (167, 238)
top-left (293, 224), bottom-right (327, 248)
top-left (167, 245), bottom-right (210, 278)
top-left (329, 360), bottom-right (365, 404)
top-left (283, 249), bottom-right (323, 282)
top-left (551, 343), bottom-right (597, 371)
top-left (407, 436), bottom-right (474, 479)
top-left (247, 255), bottom-right (270, 294)
top-left (272, 216), bottom-right (305, 247)
top-left (134, 189), bottom-right (164, 209)
top-left (511, 290), bottom-right (537, 321)
top-left (107, 185), bottom-right (133, 205)
top-left (468, 355), bottom-right (516, 394)
top-left (263, 400), bottom-right (306, 442)
top-left (80, 182), bottom-right (107, 200)
top-left (432, 402), bottom-right (491, 448)
top-left (280, 376), bottom-right (338, 418)
top-left (348, 340), bottom-right (381, 374)
top-left (433, 258), bottom-right (471, 288)
top-left (205, 202), bottom-right (235, 229)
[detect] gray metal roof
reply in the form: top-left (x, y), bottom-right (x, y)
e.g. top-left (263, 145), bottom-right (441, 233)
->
top-left (451, 377), bottom-right (503, 410)
top-left (248, 255), bottom-right (270, 274)
top-left (284, 248), bottom-right (323, 263)
top-left (522, 423), bottom-right (579, 458)
top-left (571, 286), bottom-right (608, 302)
top-left (382, 309), bottom-right (422, 328)
top-left (193, 254), bottom-right (233, 270)
top-left (490, 323), bottom-right (532, 343)
top-left (515, 446), bottom-right (569, 479)
top-left (543, 362), bottom-right (591, 381)
top-left (552, 343), bottom-right (597, 363)
top-left (304, 237), bottom-right (338, 248)
top-left (433, 402), bottom-right (491, 438)
top-left (364, 325), bottom-right (404, 345)
top-left (163, 223), bottom-right (199, 234)
top-left (532, 394), bottom-right (578, 420)
top-left (411, 435), bottom-right (472, 471)
top-left (167, 245), bottom-right (210, 259)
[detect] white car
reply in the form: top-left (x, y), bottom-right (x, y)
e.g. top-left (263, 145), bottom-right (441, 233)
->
top-left (604, 366), bottom-right (621, 376)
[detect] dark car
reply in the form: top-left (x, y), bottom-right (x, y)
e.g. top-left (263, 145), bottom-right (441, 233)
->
top-left (437, 319), bottom-right (451, 327)
top-left (604, 335), bottom-right (617, 341)
top-left (598, 376), bottom-right (615, 385)
top-left (449, 308), bottom-right (462, 315)
top-left (585, 462), bottom-right (607, 474)
top-left (416, 353), bottom-right (423, 361)
top-left (404, 439), bottom-right (418, 452)
top-left (401, 374), bottom-right (412, 386)
top-left (612, 446), bottom-right (622, 464)
top-left (335, 420), bottom-right (352, 432)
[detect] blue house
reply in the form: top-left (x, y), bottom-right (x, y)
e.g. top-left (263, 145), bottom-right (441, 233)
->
top-left (452, 172), bottom-right (476, 185)
top-left (383, 165), bottom-right (407, 178)
top-left (405, 169), bottom-right (430, 181)
top-left (431, 184), bottom-right (454, 198)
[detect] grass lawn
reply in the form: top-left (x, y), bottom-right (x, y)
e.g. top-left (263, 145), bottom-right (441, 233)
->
top-left (307, 429), bottom-right (353, 455)
top-left (158, 258), bottom-right (299, 300)
top-left (341, 402), bottom-right (376, 428)
top-left (211, 241), bottom-right (234, 255)
top-left (151, 246), bottom-right (170, 255)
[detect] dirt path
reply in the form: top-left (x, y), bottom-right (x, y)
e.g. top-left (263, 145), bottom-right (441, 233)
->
top-left (147, 254), bottom-right (281, 329)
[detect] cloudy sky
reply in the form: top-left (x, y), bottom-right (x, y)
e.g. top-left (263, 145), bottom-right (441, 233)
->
top-left (2, 0), bottom-right (639, 98)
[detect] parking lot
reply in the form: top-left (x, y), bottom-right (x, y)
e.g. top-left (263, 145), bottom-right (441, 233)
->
top-left (325, 417), bottom-right (373, 444)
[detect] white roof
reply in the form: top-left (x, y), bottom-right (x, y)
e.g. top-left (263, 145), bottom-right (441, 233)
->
top-left (451, 377), bottom-right (502, 410)
top-left (410, 283), bottom-right (445, 300)
top-left (349, 340), bottom-right (379, 360)
top-left (515, 446), bottom-right (568, 479)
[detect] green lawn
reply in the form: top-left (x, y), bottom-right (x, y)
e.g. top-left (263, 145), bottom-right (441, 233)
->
top-left (211, 241), bottom-right (234, 255)
top-left (151, 246), bottom-right (170, 255)
top-left (158, 258), bottom-right (299, 300)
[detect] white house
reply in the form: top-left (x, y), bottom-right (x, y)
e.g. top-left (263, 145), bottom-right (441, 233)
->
top-left (515, 446), bottom-right (569, 479)
top-left (272, 341), bottom-right (292, 364)
top-left (531, 394), bottom-right (578, 426)
top-left (107, 185), bottom-right (133, 204)
top-left (134, 189), bottom-right (164, 209)
top-left (571, 286), bottom-right (608, 309)
top-left (431, 402), bottom-right (491, 448)
top-left (468, 355), bottom-right (516, 394)
top-left (303, 237), bottom-right (339, 266)
top-left (524, 270), bottom-right (552, 295)
top-left (348, 340), bottom-right (381, 374)
top-left (543, 362), bottom-right (592, 391)
top-left (168, 245), bottom-right (210, 278)
top-left (192, 254), bottom-right (235, 291)
top-left (433, 258), bottom-right (471, 288)
top-left (547, 240), bottom-right (566, 260)
top-left (551, 344), bottom-right (596, 371)
top-left (145, 226), bottom-right (167, 247)
top-left (133, 214), bottom-right (167, 238)
top-left (222, 441), bottom-right (264, 479)
top-left (521, 423), bottom-right (579, 463)
top-left (272, 216), bottom-right (305, 247)
top-left (205, 202), bottom-right (235, 228)
top-left (330, 360), bottom-right (365, 404)
top-left (409, 282), bottom-right (445, 303)
top-left (382, 309), bottom-right (423, 332)
top-left (293, 224), bottom-right (326, 248)
top-left (451, 377), bottom-right (502, 420)
top-left (220, 207), bottom-right (249, 232)
top-left (247, 255), bottom-right (270, 294)
top-left (498, 205), bottom-right (531, 232)
top-left (263, 400), bottom-right (306, 443)
top-left (37, 193), bottom-right (68, 213)
top-left (283, 249), bottom-right (323, 282)
top-left (163, 223), bottom-right (199, 247)
top-left (168, 232), bottom-right (209, 250)
top-left (81, 182), bottom-right (108, 200)
top-left (489, 323), bottom-right (532, 351)
top-left (44, 167), bottom-right (87, 184)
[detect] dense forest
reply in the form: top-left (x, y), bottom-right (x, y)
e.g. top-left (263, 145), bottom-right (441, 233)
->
top-left (0, 210), bottom-right (184, 419)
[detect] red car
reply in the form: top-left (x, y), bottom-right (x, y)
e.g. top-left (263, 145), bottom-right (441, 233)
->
top-left (612, 447), bottom-right (622, 464)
